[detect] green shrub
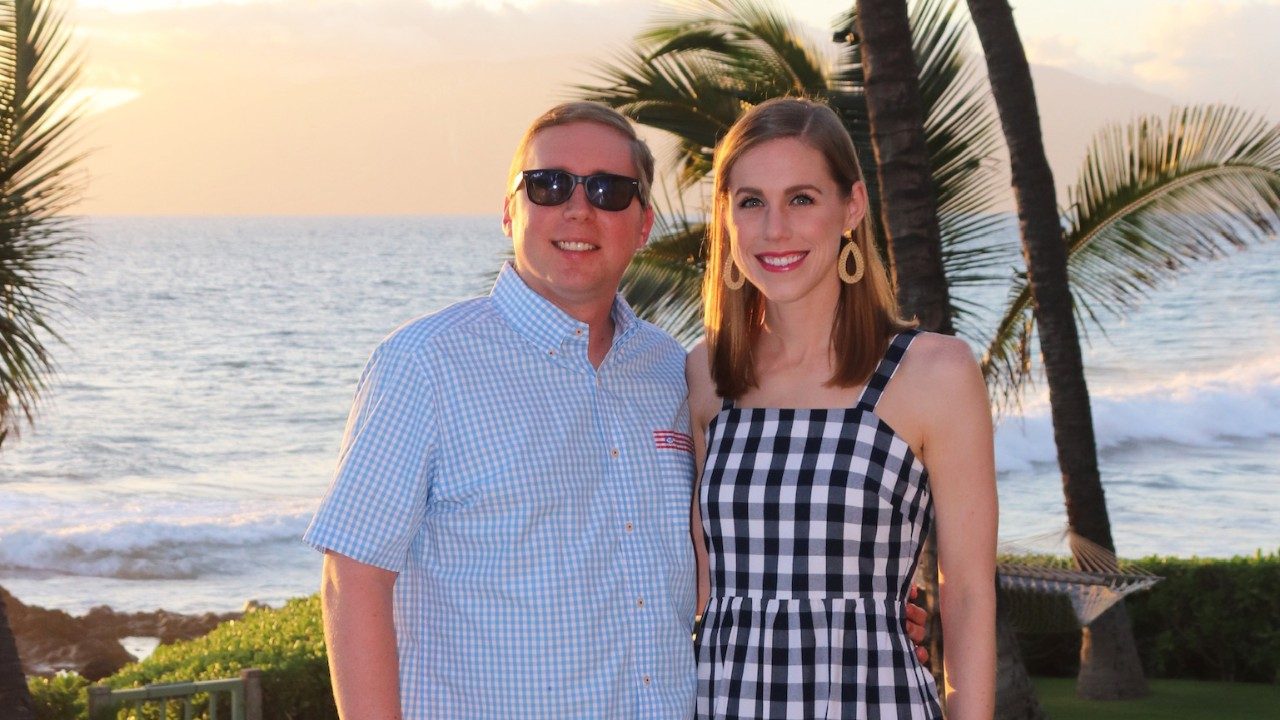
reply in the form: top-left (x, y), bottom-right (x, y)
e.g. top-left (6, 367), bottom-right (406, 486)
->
top-left (1128, 551), bottom-right (1280, 682)
top-left (29, 671), bottom-right (89, 720)
top-left (103, 595), bottom-right (335, 720)
top-left (1014, 550), bottom-right (1280, 683)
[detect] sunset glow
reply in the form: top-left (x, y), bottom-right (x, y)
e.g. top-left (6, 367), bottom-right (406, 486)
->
top-left (65, 0), bottom-right (1280, 215)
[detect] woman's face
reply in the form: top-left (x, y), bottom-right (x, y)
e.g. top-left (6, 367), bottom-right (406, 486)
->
top-left (724, 137), bottom-right (864, 311)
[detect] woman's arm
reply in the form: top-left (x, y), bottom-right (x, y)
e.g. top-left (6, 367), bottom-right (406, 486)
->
top-left (686, 341), bottom-right (720, 618)
top-left (918, 337), bottom-right (998, 720)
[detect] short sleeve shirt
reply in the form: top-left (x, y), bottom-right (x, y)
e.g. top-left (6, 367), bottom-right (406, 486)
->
top-left (304, 263), bottom-right (697, 719)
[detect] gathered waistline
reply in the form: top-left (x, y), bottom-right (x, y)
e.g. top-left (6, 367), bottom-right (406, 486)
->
top-left (706, 593), bottom-right (906, 604)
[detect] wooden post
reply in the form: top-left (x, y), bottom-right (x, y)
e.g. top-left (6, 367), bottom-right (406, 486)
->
top-left (240, 668), bottom-right (263, 720)
top-left (87, 685), bottom-right (112, 720)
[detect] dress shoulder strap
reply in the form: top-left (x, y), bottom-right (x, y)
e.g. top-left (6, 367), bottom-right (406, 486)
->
top-left (855, 329), bottom-right (920, 412)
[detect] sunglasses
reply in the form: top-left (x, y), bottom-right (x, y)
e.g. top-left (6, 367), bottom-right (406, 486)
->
top-left (515, 169), bottom-right (644, 212)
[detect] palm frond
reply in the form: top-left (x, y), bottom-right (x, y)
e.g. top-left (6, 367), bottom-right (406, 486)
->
top-left (983, 104), bottom-right (1280, 408)
top-left (833, 0), bottom-right (1009, 340)
top-left (580, 0), bottom-right (831, 189)
top-left (621, 214), bottom-right (707, 346)
top-left (0, 0), bottom-right (86, 442)
top-left (579, 48), bottom-right (744, 189)
top-left (642, 0), bottom-right (831, 99)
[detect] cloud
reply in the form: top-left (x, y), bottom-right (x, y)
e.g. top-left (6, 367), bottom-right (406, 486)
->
top-left (1134, 1), bottom-right (1280, 114)
top-left (70, 87), bottom-right (143, 116)
top-left (1020, 1), bottom-right (1278, 118)
top-left (69, 0), bottom-right (670, 215)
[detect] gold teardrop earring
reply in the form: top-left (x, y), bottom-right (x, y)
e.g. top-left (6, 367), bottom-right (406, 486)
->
top-left (838, 231), bottom-right (864, 285)
top-left (723, 254), bottom-right (746, 290)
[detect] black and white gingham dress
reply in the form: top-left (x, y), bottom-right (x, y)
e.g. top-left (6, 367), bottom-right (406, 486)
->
top-left (695, 330), bottom-right (942, 719)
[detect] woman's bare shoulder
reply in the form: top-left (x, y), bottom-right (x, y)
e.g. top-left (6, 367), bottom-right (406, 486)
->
top-left (903, 331), bottom-right (980, 381)
top-left (898, 331), bottom-right (987, 420)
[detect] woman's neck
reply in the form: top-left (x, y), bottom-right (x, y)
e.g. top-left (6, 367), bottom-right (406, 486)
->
top-left (756, 293), bottom-right (839, 373)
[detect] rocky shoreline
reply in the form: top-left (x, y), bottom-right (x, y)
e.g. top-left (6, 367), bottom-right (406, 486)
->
top-left (2, 585), bottom-right (246, 680)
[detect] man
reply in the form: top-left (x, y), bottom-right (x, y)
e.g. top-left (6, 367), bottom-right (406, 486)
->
top-left (305, 102), bottom-right (926, 719)
top-left (305, 102), bottom-right (697, 719)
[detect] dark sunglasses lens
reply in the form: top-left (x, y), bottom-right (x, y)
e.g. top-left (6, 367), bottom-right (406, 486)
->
top-left (586, 175), bottom-right (637, 211)
top-left (524, 170), bottom-right (573, 206)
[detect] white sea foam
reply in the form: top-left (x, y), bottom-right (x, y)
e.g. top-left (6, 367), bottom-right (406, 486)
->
top-left (0, 493), bottom-right (315, 580)
top-left (995, 356), bottom-right (1280, 472)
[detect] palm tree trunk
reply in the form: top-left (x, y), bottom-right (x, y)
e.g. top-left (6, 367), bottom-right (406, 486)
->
top-left (0, 592), bottom-right (35, 720)
top-left (995, 588), bottom-right (1046, 720)
top-left (855, 0), bottom-right (953, 335)
top-left (855, 0), bottom-right (954, 695)
top-left (963, 0), bottom-right (1148, 700)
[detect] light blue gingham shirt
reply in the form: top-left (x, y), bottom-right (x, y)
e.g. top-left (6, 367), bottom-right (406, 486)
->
top-left (305, 263), bottom-right (697, 719)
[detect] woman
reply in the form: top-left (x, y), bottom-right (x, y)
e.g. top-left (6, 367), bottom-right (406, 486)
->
top-left (687, 98), bottom-right (997, 719)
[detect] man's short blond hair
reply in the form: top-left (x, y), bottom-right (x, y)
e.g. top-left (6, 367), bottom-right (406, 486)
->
top-left (506, 102), bottom-right (655, 207)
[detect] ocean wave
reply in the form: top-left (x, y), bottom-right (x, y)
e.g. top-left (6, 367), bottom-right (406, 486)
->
top-left (996, 356), bottom-right (1280, 472)
top-left (0, 495), bottom-right (314, 580)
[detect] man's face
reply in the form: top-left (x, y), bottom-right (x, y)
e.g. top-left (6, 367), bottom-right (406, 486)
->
top-left (502, 121), bottom-right (653, 319)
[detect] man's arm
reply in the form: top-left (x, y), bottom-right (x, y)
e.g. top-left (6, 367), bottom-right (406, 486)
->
top-left (321, 550), bottom-right (403, 720)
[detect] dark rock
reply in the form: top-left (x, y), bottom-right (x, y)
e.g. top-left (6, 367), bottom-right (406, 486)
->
top-left (0, 585), bottom-right (242, 680)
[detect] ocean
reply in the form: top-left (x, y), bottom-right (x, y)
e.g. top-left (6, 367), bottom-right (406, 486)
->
top-left (0, 216), bottom-right (1276, 614)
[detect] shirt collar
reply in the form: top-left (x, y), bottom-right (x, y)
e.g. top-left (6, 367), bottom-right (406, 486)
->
top-left (490, 262), bottom-right (639, 356)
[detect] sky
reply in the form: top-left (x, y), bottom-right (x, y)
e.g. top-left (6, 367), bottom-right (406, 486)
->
top-left (63, 0), bottom-right (1280, 215)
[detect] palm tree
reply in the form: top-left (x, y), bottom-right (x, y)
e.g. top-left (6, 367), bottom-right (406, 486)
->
top-left (974, 48), bottom-right (1280, 710)
top-left (963, 0), bottom-right (1145, 699)
top-left (855, 0), bottom-right (952, 333)
top-left (0, 0), bottom-right (87, 714)
top-left (981, 105), bottom-right (1280, 406)
top-left (853, 0), bottom-right (954, 693)
top-left (0, 593), bottom-right (32, 720)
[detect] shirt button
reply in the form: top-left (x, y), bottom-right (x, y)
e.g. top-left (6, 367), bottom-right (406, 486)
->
top-left (642, 675), bottom-right (652, 686)
top-left (547, 349), bottom-right (556, 356)
top-left (636, 597), bottom-right (645, 608)
top-left (624, 521), bottom-right (634, 533)
top-left (574, 328), bottom-right (583, 336)
top-left (609, 448), bottom-right (620, 458)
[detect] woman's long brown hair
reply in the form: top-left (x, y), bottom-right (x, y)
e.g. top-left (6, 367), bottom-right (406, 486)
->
top-left (704, 97), bottom-right (914, 400)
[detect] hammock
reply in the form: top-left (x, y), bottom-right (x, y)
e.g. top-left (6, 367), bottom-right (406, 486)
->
top-left (996, 527), bottom-right (1162, 629)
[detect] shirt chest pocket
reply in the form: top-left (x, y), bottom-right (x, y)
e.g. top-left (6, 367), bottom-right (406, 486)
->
top-left (652, 440), bottom-right (695, 527)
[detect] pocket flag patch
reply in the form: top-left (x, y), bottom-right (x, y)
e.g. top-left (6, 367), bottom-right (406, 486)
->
top-left (653, 430), bottom-right (694, 454)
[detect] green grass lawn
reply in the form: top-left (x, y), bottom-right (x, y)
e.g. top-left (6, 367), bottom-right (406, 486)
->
top-left (1033, 677), bottom-right (1280, 719)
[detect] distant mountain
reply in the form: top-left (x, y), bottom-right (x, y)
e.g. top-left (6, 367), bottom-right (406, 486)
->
top-left (1024, 64), bottom-right (1179, 207)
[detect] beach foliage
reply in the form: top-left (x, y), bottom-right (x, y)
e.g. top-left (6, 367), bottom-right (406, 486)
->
top-left (98, 596), bottom-right (334, 720)
top-left (27, 671), bottom-right (86, 720)
top-left (0, 0), bottom-right (86, 714)
top-left (1016, 551), bottom-right (1280, 683)
top-left (0, 0), bottom-right (86, 445)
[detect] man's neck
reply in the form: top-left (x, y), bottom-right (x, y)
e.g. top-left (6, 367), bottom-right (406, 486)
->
top-left (578, 305), bottom-right (616, 369)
